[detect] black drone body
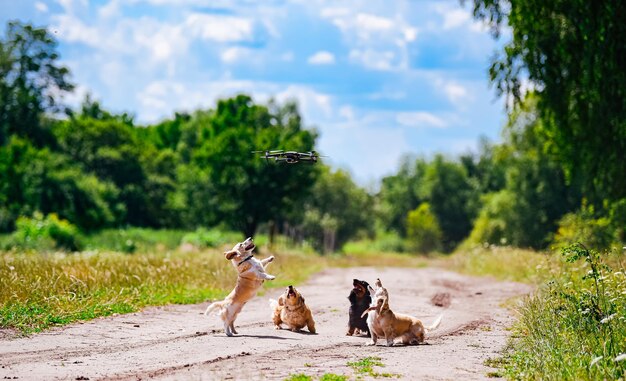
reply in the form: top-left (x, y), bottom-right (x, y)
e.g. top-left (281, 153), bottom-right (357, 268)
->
top-left (252, 150), bottom-right (322, 164)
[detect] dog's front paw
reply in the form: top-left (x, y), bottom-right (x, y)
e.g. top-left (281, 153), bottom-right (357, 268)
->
top-left (267, 255), bottom-right (274, 262)
top-left (365, 341), bottom-right (376, 346)
top-left (266, 275), bottom-right (276, 280)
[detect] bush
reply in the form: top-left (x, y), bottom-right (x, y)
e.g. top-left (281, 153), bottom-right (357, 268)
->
top-left (11, 212), bottom-right (82, 251)
top-left (553, 204), bottom-right (614, 251)
top-left (83, 228), bottom-right (188, 253)
top-left (406, 203), bottom-right (442, 253)
top-left (181, 228), bottom-right (242, 249)
top-left (500, 244), bottom-right (626, 380)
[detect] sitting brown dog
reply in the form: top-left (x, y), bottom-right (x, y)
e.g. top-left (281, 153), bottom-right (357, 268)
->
top-left (362, 278), bottom-right (441, 346)
top-left (270, 285), bottom-right (316, 333)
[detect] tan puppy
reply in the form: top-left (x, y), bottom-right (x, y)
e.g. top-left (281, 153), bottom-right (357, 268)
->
top-left (362, 278), bottom-right (441, 346)
top-left (204, 237), bottom-right (275, 336)
top-left (270, 285), bottom-right (316, 333)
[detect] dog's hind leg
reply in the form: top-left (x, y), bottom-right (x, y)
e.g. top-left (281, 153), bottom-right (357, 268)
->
top-left (307, 318), bottom-right (316, 334)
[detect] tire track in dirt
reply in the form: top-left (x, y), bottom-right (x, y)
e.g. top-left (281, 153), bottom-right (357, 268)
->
top-left (0, 267), bottom-right (531, 380)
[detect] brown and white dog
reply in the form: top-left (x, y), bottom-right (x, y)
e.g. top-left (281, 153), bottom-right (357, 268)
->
top-left (270, 285), bottom-right (316, 333)
top-left (204, 237), bottom-right (275, 336)
top-left (362, 278), bottom-right (442, 346)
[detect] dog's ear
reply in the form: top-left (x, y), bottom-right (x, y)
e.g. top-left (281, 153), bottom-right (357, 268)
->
top-left (224, 250), bottom-right (237, 260)
top-left (278, 296), bottom-right (284, 306)
top-left (299, 295), bottom-right (305, 305)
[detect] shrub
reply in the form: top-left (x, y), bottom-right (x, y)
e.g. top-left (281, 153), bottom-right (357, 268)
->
top-left (553, 205), bottom-right (614, 251)
top-left (12, 212), bottom-right (82, 251)
top-left (181, 228), bottom-right (242, 249)
top-left (405, 203), bottom-right (442, 253)
top-left (500, 244), bottom-right (626, 380)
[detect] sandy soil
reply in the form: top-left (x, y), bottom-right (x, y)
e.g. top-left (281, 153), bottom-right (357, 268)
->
top-left (0, 267), bottom-right (531, 380)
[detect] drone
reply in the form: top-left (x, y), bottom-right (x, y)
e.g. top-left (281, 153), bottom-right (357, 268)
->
top-left (252, 150), bottom-right (323, 164)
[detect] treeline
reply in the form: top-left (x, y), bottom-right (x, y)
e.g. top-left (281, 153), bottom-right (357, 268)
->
top-left (2, 7), bottom-right (625, 255)
top-left (0, 21), bottom-right (372, 253)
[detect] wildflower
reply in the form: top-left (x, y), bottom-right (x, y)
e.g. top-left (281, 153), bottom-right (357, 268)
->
top-left (600, 314), bottom-right (616, 324)
top-left (614, 353), bottom-right (626, 362)
top-left (590, 356), bottom-right (603, 367)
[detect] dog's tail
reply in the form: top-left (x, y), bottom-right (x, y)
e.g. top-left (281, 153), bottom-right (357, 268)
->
top-left (425, 314), bottom-right (443, 332)
top-left (204, 300), bottom-right (226, 316)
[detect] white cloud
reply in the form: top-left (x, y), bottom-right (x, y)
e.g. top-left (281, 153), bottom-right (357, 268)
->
top-left (308, 51), bottom-right (335, 65)
top-left (431, 3), bottom-right (486, 34)
top-left (320, 7), bottom-right (418, 71)
top-left (52, 15), bottom-right (101, 46)
top-left (220, 47), bottom-right (250, 63)
top-left (443, 82), bottom-right (469, 104)
top-left (432, 77), bottom-right (472, 107)
top-left (354, 13), bottom-right (394, 32)
top-left (349, 49), bottom-right (395, 71)
top-left (276, 85), bottom-right (333, 121)
top-left (185, 13), bottom-right (254, 43)
top-left (396, 111), bottom-right (447, 129)
top-left (35, 2), bottom-right (49, 12)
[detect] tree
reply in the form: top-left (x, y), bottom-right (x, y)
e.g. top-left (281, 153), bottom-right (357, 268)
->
top-left (376, 156), bottom-right (424, 235)
top-left (466, 95), bottom-right (578, 248)
top-left (301, 166), bottom-right (373, 253)
top-left (0, 21), bottom-right (73, 146)
top-left (191, 95), bottom-right (319, 237)
top-left (406, 203), bottom-right (442, 253)
top-left (418, 155), bottom-right (477, 251)
top-left (467, 0), bottom-right (626, 204)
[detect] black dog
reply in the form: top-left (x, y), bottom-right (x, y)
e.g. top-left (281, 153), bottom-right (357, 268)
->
top-left (347, 279), bottom-right (371, 336)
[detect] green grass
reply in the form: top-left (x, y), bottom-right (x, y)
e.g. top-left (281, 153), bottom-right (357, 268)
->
top-left (0, 228), bottom-right (429, 334)
top-left (446, 245), bottom-right (554, 284)
top-left (347, 357), bottom-right (400, 378)
top-left (450, 244), bottom-right (626, 380)
top-left (284, 374), bottom-right (313, 381)
top-left (0, 244), bottom-right (333, 333)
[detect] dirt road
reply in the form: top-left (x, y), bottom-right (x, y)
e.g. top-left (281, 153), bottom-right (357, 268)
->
top-left (0, 267), bottom-right (531, 380)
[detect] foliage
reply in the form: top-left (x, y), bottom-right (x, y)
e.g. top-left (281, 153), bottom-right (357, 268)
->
top-left (83, 228), bottom-right (188, 253)
top-left (467, 0), bottom-right (626, 205)
top-left (405, 203), bottom-right (442, 253)
top-left (9, 212), bottom-right (82, 251)
top-left (181, 228), bottom-right (243, 249)
top-left (301, 167), bottom-right (373, 253)
top-left (496, 245), bottom-right (626, 380)
top-left (377, 155), bottom-right (476, 252)
top-left (189, 96), bottom-right (319, 237)
top-left (0, 21), bottom-right (73, 147)
top-left (553, 207), bottom-right (614, 252)
top-left (465, 95), bottom-right (578, 249)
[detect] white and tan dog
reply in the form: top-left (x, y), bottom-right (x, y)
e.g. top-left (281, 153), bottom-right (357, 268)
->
top-left (363, 278), bottom-right (442, 346)
top-left (204, 237), bottom-right (275, 336)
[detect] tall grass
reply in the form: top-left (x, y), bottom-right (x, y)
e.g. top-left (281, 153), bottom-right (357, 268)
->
top-left (0, 232), bottom-right (427, 334)
top-left (451, 244), bottom-right (626, 380)
top-left (500, 245), bottom-right (626, 380)
top-left (0, 245), bottom-right (332, 333)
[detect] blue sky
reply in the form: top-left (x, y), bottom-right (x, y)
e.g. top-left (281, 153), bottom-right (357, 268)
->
top-left (1, 0), bottom-right (509, 186)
